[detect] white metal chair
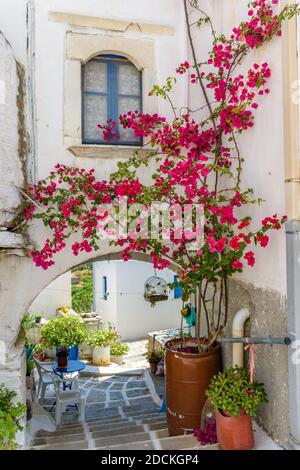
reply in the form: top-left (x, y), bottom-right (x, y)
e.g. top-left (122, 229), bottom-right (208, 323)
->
top-left (34, 357), bottom-right (54, 400)
top-left (51, 373), bottom-right (86, 425)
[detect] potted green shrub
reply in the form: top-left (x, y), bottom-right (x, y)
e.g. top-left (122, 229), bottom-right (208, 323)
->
top-left (110, 341), bottom-right (129, 366)
top-left (0, 384), bottom-right (26, 450)
top-left (33, 343), bottom-right (44, 362)
top-left (206, 367), bottom-right (268, 450)
top-left (147, 349), bottom-right (164, 374)
top-left (41, 315), bottom-right (88, 367)
top-left (88, 326), bottom-right (118, 366)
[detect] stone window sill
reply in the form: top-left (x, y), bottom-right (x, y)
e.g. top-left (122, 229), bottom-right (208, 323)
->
top-left (68, 144), bottom-right (153, 159)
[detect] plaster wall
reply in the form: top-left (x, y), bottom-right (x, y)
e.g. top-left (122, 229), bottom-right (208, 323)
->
top-left (93, 260), bottom-right (181, 340)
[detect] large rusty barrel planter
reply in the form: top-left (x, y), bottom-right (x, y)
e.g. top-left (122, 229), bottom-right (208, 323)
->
top-left (165, 338), bottom-right (221, 436)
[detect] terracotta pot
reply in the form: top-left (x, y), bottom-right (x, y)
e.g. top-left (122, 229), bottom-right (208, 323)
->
top-left (165, 338), bottom-right (221, 436)
top-left (216, 411), bottom-right (254, 450)
top-left (34, 352), bottom-right (44, 362)
top-left (150, 362), bottom-right (158, 374)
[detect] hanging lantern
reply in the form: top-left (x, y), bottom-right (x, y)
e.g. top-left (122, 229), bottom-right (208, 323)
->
top-left (144, 275), bottom-right (168, 305)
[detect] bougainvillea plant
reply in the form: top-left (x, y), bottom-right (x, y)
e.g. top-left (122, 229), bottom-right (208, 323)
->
top-left (22, 1), bottom-right (299, 352)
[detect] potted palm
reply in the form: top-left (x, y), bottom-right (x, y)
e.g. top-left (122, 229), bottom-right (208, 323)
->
top-left (41, 315), bottom-right (88, 367)
top-left (88, 326), bottom-right (118, 366)
top-left (207, 367), bottom-right (268, 450)
top-left (110, 341), bottom-right (129, 366)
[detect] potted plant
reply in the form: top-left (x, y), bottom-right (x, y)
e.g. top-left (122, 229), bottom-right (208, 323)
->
top-left (33, 343), bottom-right (44, 361)
top-left (88, 326), bottom-right (118, 366)
top-left (206, 367), bottom-right (268, 450)
top-left (41, 315), bottom-right (88, 367)
top-left (110, 341), bottom-right (129, 366)
top-left (147, 349), bottom-right (163, 374)
top-left (34, 313), bottom-right (43, 324)
top-left (0, 384), bottom-right (26, 450)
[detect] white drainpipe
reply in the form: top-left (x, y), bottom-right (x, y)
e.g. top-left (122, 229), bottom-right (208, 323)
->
top-left (232, 308), bottom-right (250, 367)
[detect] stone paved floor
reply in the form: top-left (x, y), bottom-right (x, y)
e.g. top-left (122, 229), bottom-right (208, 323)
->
top-left (40, 374), bottom-right (158, 425)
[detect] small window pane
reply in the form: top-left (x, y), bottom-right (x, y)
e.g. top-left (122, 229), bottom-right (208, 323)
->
top-left (118, 64), bottom-right (140, 95)
top-left (84, 61), bottom-right (107, 93)
top-left (118, 97), bottom-right (141, 142)
top-left (83, 95), bottom-right (107, 141)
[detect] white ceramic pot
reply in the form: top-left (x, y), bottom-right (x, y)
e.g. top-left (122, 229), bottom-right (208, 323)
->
top-left (92, 346), bottom-right (110, 366)
top-left (110, 355), bottom-right (124, 366)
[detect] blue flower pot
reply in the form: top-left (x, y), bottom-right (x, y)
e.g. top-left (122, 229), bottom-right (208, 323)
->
top-left (69, 345), bottom-right (79, 360)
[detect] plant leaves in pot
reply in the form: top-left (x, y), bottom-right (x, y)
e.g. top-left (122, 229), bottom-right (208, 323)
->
top-left (88, 326), bottom-right (118, 366)
top-left (40, 315), bottom-right (88, 367)
top-left (206, 366), bottom-right (268, 450)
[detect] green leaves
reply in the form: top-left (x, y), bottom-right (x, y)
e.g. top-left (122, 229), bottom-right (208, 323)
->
top-left (88, 327), bottom-right (119, 348)
top-left (0, 384), bottom-right (26, 450)
top-left (40, 315), bottom-right (88, 349)
top-left (206, 367), bottom-right (268, 418)
top-left (110, 341), bottom-right (129, 356)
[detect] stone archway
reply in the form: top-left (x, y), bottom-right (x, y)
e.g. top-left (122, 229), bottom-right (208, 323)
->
top-left (0, 229), bottom-right (178, 414)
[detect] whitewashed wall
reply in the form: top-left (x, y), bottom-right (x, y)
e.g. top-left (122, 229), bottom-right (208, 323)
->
top-left (28, 271), bottom-right (71, 318)
top-left (93, 260), bottom-right (182, 340)
top-left (189, 0), bottom-right (287, 295)
top-left (33, 0), bottom-right (187, 181)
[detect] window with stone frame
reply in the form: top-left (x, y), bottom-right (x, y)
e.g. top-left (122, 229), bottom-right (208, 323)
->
top-left (82, 54), bottom-right (142, 145)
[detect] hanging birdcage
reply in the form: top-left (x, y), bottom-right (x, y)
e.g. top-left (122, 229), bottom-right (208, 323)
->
top-left (144, 275), bottom-right (168, 305)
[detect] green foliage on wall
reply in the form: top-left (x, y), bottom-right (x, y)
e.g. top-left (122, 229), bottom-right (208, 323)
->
top-left (72, 273), bottom-right (93, 313)
top-left (0, 384), bottom-right (26, 450)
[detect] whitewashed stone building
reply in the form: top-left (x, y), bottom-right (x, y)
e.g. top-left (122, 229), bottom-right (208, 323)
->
top-left (0, 0), bottom-right (300, 448)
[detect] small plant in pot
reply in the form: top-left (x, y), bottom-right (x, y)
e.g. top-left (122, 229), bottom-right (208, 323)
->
top-left (110, 340), bottom-right (129, 366)
top-left (33, 343), bottom-right (44, 361)
top-left (41, 315), bottom-right (88, 368)
top-left (147, 349), bottom-right (163, 374)
top-left (206, 367), bottom-right (268, 450)
top-left (88, 326), bottom-right (118, 366)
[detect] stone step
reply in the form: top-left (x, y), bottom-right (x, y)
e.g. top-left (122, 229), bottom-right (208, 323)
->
top-left (96, 434), bottom-right (200, 451)
top-left (93, 431), bottom-right (151, 448)
top-left (33, 419), bottom-right (169, 446)
top-left (32, 439), bottom-right (89, 450)
top-left (32, 432), bottom-right (87, 447)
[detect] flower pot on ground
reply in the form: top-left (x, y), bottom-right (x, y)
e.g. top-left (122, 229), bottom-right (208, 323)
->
top-left (165, 338), bottom-right (221, 436)
top-left (147, 349), bottom-right (164, 374)
top-left (33, 343), bottom-right (44, 362)
top-left (40, 315), bottom-right (88, 356)
top-left (88, 327), bottom-right (118, 366)
top-left (207, 367), bottom-right (268, 450)
top-left (110, 341), bottom-right (129, 366)
top-left (69, 345), bottom-right (79, 360)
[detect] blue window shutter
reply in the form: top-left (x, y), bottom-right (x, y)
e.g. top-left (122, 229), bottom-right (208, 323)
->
top-left (82, 54), bottom-right (142, 146)
top-left (174, 275), bottom-right (183, 299)
top-left (103, 276), bottom-right (108, 301)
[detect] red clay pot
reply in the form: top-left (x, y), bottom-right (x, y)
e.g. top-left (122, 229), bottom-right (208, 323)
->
top-left (150, 363), bottom-right (158, 374)
top-left (216, 410), bottom-right (254, 450)
top-left (165, 338), bottom-right (221, 436)
top-left (34, 352), bottom-right (45, 362)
